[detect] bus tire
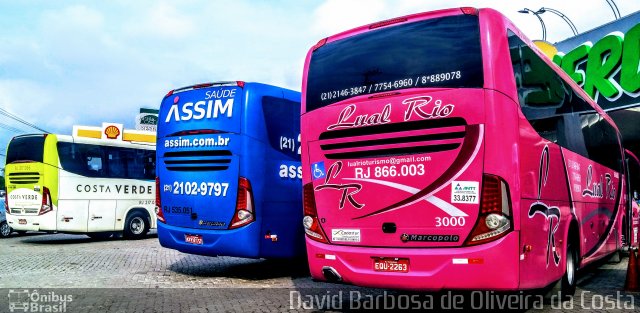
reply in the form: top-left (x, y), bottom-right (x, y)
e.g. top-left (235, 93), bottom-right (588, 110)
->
top-left (123, 210), bottom-right (149, 240)
top-left (0, 221), bottom-right (11, 238)
top-left (560, 241), bottom-right (578, 300)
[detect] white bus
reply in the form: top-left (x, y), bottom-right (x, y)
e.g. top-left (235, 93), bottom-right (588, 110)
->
top-left (5, 124), bottom-right (157, 239)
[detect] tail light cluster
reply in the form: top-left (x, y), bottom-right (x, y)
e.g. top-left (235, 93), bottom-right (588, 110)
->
top-left (4, 192), bottom-right (8, 214)
top-left (155, 177), bottom-right (166, 223)
top-left (303, 183), bottom-right (329, 243)
top-left (229, 177), bottom-right (254, 229)
top-left (464, 174), bottom-right (512, 246)
top-left (39, 186), bottom-right (53, 215)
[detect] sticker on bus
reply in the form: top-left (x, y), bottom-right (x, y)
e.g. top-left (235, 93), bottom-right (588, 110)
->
top-left (331, 229), bottom-right (361, 242)
top-left (451, 181), bottom-right (479, 204)
top-left (311, 161), bottom-right (326, 180)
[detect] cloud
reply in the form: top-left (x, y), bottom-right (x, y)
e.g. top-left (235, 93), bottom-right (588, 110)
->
top-left (311, 0), bottom-right (387, 37)
top-left (127, 2), bottom-right (195, 39)
top-left (310, 0), bottom-right (639, 44)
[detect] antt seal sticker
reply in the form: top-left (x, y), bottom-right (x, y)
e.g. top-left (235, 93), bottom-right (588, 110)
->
top-left (451, 181), bottom-right (479, 204)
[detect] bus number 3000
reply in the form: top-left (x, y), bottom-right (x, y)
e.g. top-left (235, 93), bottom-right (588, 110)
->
top-left (435, 217), bottom-right (466, 227)
top-left (172, 182), bottom-right (229, 197)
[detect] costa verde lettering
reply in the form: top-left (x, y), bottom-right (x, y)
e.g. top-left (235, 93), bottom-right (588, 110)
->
top-left (76, 184), bottom-right (153, 194)
top-left (554, 23), bottom-right (640, 101)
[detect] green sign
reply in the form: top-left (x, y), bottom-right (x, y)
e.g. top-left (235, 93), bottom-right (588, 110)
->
top-left (554, 23), bottom-right (640, 109)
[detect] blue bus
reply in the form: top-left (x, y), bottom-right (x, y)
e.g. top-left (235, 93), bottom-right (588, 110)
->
top-left (155, 81), bottom-right (304, 258)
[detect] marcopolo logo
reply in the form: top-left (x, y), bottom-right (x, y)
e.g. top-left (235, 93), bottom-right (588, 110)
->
top-left (7, 290), bottom-right (72, 312)
top-left (164, 88), bottom-right (236, 123)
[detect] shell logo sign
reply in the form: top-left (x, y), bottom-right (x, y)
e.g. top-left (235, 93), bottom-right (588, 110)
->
top-left (100, 123), bottom-right (123, 141)
top-left (72, 122), bottom-right (156, 144)
top-left (104, 125), bottom-right (121, 139)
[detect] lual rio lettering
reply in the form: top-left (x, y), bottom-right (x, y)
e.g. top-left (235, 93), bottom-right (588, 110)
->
top-left (76, 184), bottom-right (153, 194)
top-left (326, 96), bottom-right (455, 131)
top-left (581, 165), bottom-right (616, 200)
top-left (403, 96), bottom-right (454, 120)
top-left (165, 89), bottom-right (236, 123)
top-left (327, 104), bottom-right (391, 130)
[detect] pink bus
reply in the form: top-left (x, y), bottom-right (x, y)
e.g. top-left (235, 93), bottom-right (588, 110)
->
top-left (300, 7), bottom-right (639, 297)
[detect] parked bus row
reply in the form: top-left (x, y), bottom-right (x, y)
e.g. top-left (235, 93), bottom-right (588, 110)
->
top-left (4, 7), bottom-right (640, 298)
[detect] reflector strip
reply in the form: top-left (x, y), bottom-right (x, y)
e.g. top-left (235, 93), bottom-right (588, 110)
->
top-left (452, 258), bottom-right (483, 264)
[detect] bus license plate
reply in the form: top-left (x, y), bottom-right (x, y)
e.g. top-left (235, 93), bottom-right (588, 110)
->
top-left (373, 258), bottom-right (409, 273)
top-left (185, 234), bottom-right (203, 245)
top-left (18, 219), bottom-right (27, 225)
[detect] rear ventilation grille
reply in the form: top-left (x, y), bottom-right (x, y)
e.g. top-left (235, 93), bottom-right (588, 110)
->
top-left (8, 172), bottom-right (40, 184)
top-left (319, 118), bottom-right (467, 159)
top-left (163, 150), bottom-right (232, 172)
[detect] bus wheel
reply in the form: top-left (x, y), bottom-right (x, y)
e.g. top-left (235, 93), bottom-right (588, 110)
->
top-left (560, 242), bottom-right (578, 300)
top-left (0, 221), bottom-right (11, 238)
top-left (124, 211), bottom-right (149, 240)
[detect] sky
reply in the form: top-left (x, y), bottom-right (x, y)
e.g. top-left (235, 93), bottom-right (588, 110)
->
top-left (0, 0), bottom-right (638, 165)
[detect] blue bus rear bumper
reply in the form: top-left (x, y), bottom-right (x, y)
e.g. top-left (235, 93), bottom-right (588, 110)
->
top-left (158, 221), bottom-right (261, 258)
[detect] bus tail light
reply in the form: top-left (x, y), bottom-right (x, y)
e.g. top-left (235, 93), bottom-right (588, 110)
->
top-left (369, 17), bottom-right (408, 29)
top-left (311, 38), bottom-right (328, 51)
top-left (303, 183), bottom-right (329, 243)
top-left (460, 7), bottom-right (479, 15)
top-left (464, 174), bottom-right (512, 246)
top-left (229, 177), bottom-right (254, 229)
top-left (4, 193), bottom-right (8, 214)
top-left (39, 186), bottom-right (52, 215)
top-left (155, 177), bottom-right (165, 223)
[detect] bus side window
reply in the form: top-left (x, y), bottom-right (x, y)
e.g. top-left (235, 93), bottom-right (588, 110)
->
top-left (262, 96), bottom-right (301, 159)
top-left (507, 30), bottom-right (622, 172)
top-left (107, 148), bottom-right (126, 178)
top-left (143, 150), bottom-right (156, 179)
top-left (87, 157), bottom-right (103, 174)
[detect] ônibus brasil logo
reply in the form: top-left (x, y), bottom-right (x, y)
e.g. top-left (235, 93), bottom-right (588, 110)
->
top-left (7, 289), bottom-right (73, 312)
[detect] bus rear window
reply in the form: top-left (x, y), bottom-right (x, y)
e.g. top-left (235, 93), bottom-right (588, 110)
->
top-left (6, 136), bottom-right (46, 164)
top-left (305, 14), bottom-right (483, 112)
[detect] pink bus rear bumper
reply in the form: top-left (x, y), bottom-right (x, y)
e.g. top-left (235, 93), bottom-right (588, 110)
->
top-left (306, 232), bottom-right (520, 291)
